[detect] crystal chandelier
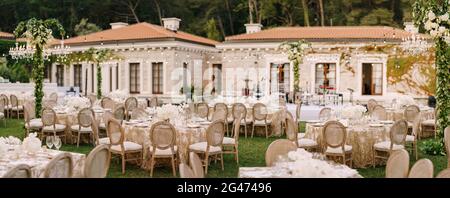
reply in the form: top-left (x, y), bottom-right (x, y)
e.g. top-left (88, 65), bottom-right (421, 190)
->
top-left (400, 33), bottom-right (429, 55)
top-left (9, 38), bottom-right (69, 60)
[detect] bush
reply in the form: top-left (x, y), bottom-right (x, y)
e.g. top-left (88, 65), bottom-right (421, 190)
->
top-left (419, 138), bottom-right (446, 156)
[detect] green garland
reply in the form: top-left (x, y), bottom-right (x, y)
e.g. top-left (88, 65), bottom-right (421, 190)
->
top-left (13, 18), bottom-right (65, 118)
top-left (413, 0), bottom-right (450, 138)
top-left (279, 40), bottom-right (311, 92)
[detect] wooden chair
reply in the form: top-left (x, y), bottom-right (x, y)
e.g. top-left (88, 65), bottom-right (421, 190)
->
top-left (23, 102), bottom-right (42, 136)
top-left (285, 112), bottom-right (318, 152)
top-left (71, 108), bottom-right (96, 147)
top-left (189, 152), bottom-right (205, 178)
top-left (367, 99), bottom-right (377, 114)
top-left (265, 139), bottom-right (297, 167)
top-left (421, 109), bottom-right (436, 139)
top-left (196, 102), bottom-right (210, 120)
top-left (371, 105), bottom-right (387, 121)
top-left (385, 149), bottom-right (409, 178)
top-left (107, 119), bottom-right (143, 174)
top-left (179, 163), bottom-right (195, 178)
top-left (84, 145), bottom-right (111, 178)
top-left (406, 116), bottom-right (420, 160)
top-left (323, 121), bottom-right (353, 167)
top-left (408, 159), bottom-right (434, 178)
top-left (295, 103), bottom-right (305, 138)
top-left (41, 108), bottom-right (66, 142)
top-left (223, 114), bottom-right (241, 164)
top-left (101, 97), bottom-right (115, 110)
top-left (0, 99), bottom-right (6, 127)
top-left (87, 94), bottom-right (97, 107)
top-left (436, 168), bottom-right (450, 178)
top-left (232, 103), bottom-right (251, 138)
top-left (445, 126), bottom-right (450, 168)
top-left (0, 94), bottom-right (10, 118)
top-left (404, 105), bottom-right (420, 130)
top-left (113, 106), bottom-right (126, 123)
top-left (125, 97), bottom-right (138, 120)
top-left (44, 153), bottom-right (73, 178)
top-left (49, 92), bottom-right (58, 102)
top-left (373, 119), bottom-right (408, 167)
top-left (9, 94), bottom-right (23, 119)
top-left (2, 164), bottom-right (32, 178)
top-left (189, 120), bottom-right (225, 174)
top-left (213, 103), bottom-right (229, 134)
top-left (148, 97), bottom-right (158, 108)
top-left (319, 107), bottom-right (332, 121)
top-left (148, 121), bottom-right (178, 177)
top-left (130, 108), bottom-right (148, 120)
top-left (252, 103), bottom-right (271, 138)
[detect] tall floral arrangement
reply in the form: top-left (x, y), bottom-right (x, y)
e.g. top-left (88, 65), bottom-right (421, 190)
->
top-left (14, 18), bottom-right (65, 118)
top-left (279, 40), bottom-right (311, 92)
top-left (413, 0), bottom-right (450, 138)
top-left (83, 48), bottom-right (121, 99)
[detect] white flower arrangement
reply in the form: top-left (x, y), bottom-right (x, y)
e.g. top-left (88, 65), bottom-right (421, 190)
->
top-left (396, 94), bottom-right (416, 108)
top-left (64, 96), bottom-right (90, 110)
top-left (0, 136), bottom-right (22, 145)
top-left (284, 149), bottom-right (358, 178)
top-left (107, 90), bottom-right (129, 102)
top-left (340, 105), bottom-right (367, 119)
top-left (156, 104), bottom-right (183, 121)
top-left (21, 133), bottom-right (41, 153)
top-left (423, 10), bottom-right (450, 43)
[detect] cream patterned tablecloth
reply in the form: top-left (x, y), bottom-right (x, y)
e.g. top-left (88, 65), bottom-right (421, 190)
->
top-left (123, 122), bottom-right (207, 167)
top-left (386, 107), bottom-right (434, 121)
top-left (0, 149), bottom-right (85, 178)
top-left (305, 123), bottom-right (391, 168)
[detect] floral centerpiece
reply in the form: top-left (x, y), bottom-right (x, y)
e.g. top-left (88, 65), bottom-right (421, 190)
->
top-left (283, 149), bottom-right (358, 178)
top-left (340, 105), bottom-right (367, 120)
top-left (396, 94), bottom-right (416, 108)
top-left (64, 96), bottom-right (90, 110)
top-left (155, 104), bottom-right (183, 123)
top-left (107, 90), bottom-right (129, 103)
top-left (0, 136), bottom-right (22, 145)
top-left (22, 133), bottom-right (41, 154)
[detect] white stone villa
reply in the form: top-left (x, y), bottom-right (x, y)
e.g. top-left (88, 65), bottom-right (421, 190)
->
top-left (46, 18), bottom-right (433, 102)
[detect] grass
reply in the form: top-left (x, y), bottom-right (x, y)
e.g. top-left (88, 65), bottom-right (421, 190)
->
top-left (1, 118), bottom-right (447, 178)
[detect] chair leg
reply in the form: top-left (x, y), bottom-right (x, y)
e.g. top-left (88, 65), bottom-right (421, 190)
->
top-left (251, 124), bottom-right (255, 138)
top-left (150, 155), bottom-right (155, 177)
top-left (414, 142), bottom-right (418, 160)
top-left (220, 153), bottom-right (224, 171)
top-left (204, 154), bottom-right (209, 175)
top-left (235, 146), bottom-right (239, 164)
top-left (77, 132), bottom-right (81, 148)
top-left (265, 125), bottom-right (268, 139)
top-left (244, 121), bottom-right (247, 138)
top-left (372, 150), bottom-right (376, 168)
top-left (121, 154), bottom-right (126, 174)
top-left (171, 155), bottom-right (176, 177)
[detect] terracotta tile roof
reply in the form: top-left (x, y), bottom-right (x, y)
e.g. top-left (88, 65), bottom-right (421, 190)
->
top-left (0, 31), bottom-right (14, 39)
top-left (62, 22), bottom-right (218, 46)
top-left (225, 26), bottom-right (416, 42)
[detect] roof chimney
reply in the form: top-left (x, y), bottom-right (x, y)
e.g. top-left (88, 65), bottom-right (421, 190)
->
top-left (404, 22), bottom-right (418, 34)
top-left (110, 22), bottom-right (129, 29)
top-left (162, 18), bottom-right (181, 32)
top-left (245, 23), bottom-right (263, 34)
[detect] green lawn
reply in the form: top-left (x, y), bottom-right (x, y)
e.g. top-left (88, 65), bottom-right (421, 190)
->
top-left (1, 118), bottom-right (447, 178)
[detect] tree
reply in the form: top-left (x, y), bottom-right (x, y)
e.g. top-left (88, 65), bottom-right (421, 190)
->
top-left (301, 0), bottom-right (310, 26)
top-left (318, 0), bottom-right (325, 26)
top-left (14, 18), bottom-right (65, 118)
top-left (205, 18), bottom-right (221, 41)
top-left (361, 8), bottom-right (397, 26)
top-left (74, 18), bottom-right (102, 36)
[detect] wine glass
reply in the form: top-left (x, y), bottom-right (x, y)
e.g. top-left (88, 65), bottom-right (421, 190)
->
top-left (46, 136), bottom-right (54, 149)
top-left (53, 136), bottom-right (62, 150)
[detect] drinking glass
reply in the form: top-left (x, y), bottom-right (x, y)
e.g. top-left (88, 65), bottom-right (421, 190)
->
top-left (46, 136), bottom-right (54, 149)
top-left (53, 136), bottom-right (62, 150)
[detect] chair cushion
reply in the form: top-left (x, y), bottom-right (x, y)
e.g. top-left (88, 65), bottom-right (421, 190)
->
top-left (222, 137), bottom-right (235, 145)
top-left (189, 142), bottom-right (222, 153)
top-left (10, 106), bottom-right (23, 111)
top-left (25, 121), bottom-right (43, 129)
top-left (98, 122), bottom-right (106, 130)
top-left (71, 125), bottom-right (93, 133)
top-left (326, 145), bottom-right (353, 154)
top-left (227, 117), bottom-right (234, 123)
top-left (149, 146), bottom-right (178, 156)
top-left (297, 138), bottom-right (318, 147)
top-left (374, 141), bottom-right (404, 151)
top-left (0, 112), bottom-right (4, 118)
top-left (239, 119), bottom-right (253, 124)
top-left (421, 119), bottom-right (435, 126)
top-left (98, 137), bottom-right (110, 145)
top-left (42, 124), bottom-right (66, 132)
top-left (110, 141), bottom-right (142, 152)
top-left (253, 120), bottom-right (271, 126)
top-left (406, 135), bottom-right (415, 142)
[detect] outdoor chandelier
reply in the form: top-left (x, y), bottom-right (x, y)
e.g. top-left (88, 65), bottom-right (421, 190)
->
top-left (400, 33), bottom-right (429, 55)
top-left (9, 39), bottom-right (69, 60)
